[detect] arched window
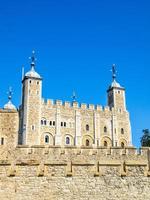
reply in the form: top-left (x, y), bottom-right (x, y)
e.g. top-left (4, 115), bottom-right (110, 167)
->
top-left (121, 128), bottom-right (124, 134)
top-left (104, 126), bottom-right (107, 133)
top-left (44, 120), bottom-right (47, 125)
top-left (45, 135), bottom-right (49, 144)
top-left (121, 142), bottom-right (125, 148)
top-left (66, 137), bottom-right (70, 145)
top-left (41, 119), bottom-right (47, 126)
top-left (86, 139), bottom-right (90, 146)
top-left (86, 124), bottom-right (89, 131)
top-left (104, 141), bottom-right (107, 147)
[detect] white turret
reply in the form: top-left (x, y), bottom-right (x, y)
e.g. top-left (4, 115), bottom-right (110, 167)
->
top-left (4, 87), bottom-right (16, 110)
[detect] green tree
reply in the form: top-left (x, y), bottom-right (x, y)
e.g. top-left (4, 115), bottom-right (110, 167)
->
top-left (141, 129), bottom-right (150, 147)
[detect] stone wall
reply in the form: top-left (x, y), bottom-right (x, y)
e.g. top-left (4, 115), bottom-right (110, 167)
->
top-left (0, 146), bottom-right (150, 200)
top-left (0, 109), bottom-right (19, 147)
top-left (39, 99), bottom-right (132, 148)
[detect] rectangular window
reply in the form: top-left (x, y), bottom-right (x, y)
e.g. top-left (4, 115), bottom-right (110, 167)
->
top-left (64, 122), bottom-right (66, 127)
top-left (61, 122), bottom-right (63, 126)
top-left (53, 121), bottom-right (55, 126)
top-left (1, 138), bottom-right (4, 145)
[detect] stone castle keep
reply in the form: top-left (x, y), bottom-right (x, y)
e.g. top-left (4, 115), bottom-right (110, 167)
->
top-left (0, 52), bottom-right (150, 200)
top-left (1, 51), bottom-right (132, 148)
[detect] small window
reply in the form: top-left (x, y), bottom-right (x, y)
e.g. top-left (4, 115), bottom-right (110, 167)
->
top-left (86, 124), bottom-right (89, 131)
top-left (121, 142), bottom-right (125, 148)
top-left (121, 128), bottom-right (124, 134)
top-left (29, 80), bottom-right (32, 84)
top-left (41, 120), bottom-right (44, 125)
top-left (66, 137), bottom-right (70, 145)
top-left (37, 81), bottom-right (39, 85)
top-left (61, 122), bottom-right (63, 127)
top-left (50, 121), bottom-right (52, 126)
top-left (53, 121), bottom-right (55, 126)
top-left (118, 91), bottom-right (121, 94)
top-left (31, 125), bottom-right (35, 131)
top-left (45, 135), bottom-right (49, 144)
top-left (1, 138), bottom-right (4, 145)
top-left (64, 122), bottom-right (66, 127)
top-left (104, 141), bottom-right (107, 147)
top-left (44, 120), bottom-right (47, 125)
top-left (86, 139), bottom-right (90, 146)
top-left (104, 126), bottom-right (107, 133)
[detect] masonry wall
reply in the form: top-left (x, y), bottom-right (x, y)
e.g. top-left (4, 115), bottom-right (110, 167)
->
top-left (0, 110), bottom-right (19, 146)
top-left (39, 99), bottom-right (132, 147)
top-left (0, 146), bottom-right (150, 200)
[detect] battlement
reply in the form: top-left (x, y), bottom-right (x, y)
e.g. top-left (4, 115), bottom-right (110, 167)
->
top-left (0, 145), bottom-right (150, 200)
top-left (41, 98), bottom-right (124, 113)
top-left (0, 146), bottom-right (150, 177)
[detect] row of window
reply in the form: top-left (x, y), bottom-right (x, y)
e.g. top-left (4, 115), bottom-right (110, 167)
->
top-left (104, 126), bottom-right (124, 134)
top-left (29, 80), bottom-right (40, 85)
top-left (39, 121), bottom-right (125, 134)
top-left (41, 120), bottom-right (75, 128)
top-left (41, 120), bottom-right (67, 127)
top-left (103, 140), bottom-right (125, 148)
top-left (41, 120), bottom-right (56, 126)
top-left (85, 125), bottom-right (125, 134)
top-left (44, 135), bottom-right (126, 148)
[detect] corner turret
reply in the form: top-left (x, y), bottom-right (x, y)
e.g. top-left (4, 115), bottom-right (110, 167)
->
top-left (107, 64), bottom-right (126, 111)
top-left (20, 51), bottom-right (42, 145)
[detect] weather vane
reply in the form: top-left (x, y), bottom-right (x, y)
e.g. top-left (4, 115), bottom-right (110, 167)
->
top-left (111, 64), bottom-right (117, 81)
top-left (71, 91), bottom-right (77, 102)
top-left (7, 87), bottom-right (13, 101)
top-left (29, 50), bottom-right (37, 68)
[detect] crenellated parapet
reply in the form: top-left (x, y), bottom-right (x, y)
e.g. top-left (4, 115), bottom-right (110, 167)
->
top-left (41, 98), bottom-right (128, 114)
top-left (0, 146), bottom-right (150, 177)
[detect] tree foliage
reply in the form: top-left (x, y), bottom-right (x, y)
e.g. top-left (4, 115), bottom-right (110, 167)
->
top-left (141, 129), bottom-right (150, 147)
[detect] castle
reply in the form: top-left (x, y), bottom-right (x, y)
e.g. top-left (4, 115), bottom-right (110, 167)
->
top-left (1, 52), bottom-right (150, 200)
top-left (0, 51), bottom-right (132, 148)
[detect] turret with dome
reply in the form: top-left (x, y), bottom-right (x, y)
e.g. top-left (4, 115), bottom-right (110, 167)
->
top-left (107, 64), bottom-right (126, 111)
top-left (4, 87), bottom-right (16, 111)
top-left (24, 50), bottom-right (41, 79)
top-left (20, 51), bottom-right (42, 145)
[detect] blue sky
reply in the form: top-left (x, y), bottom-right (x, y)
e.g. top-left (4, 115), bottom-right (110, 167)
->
top-left (0, 0), bottom-right (149, 147)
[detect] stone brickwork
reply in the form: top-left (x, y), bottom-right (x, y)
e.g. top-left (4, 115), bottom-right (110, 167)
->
top-left (0, 109), bottom-right (19, 147)
top-left (0, 146), bottom-right (150, 200)
top-left (38, 99), bottom-right (132, 148)
top-left (0, 56), bottom-right (137, 199)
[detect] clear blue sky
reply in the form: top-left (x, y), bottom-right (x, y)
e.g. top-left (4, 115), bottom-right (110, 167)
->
top-left (0, 0), bottom-right (149, 147)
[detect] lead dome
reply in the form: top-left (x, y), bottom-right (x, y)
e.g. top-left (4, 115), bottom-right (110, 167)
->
top-left (25, 50), bottom-right (41, 79)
